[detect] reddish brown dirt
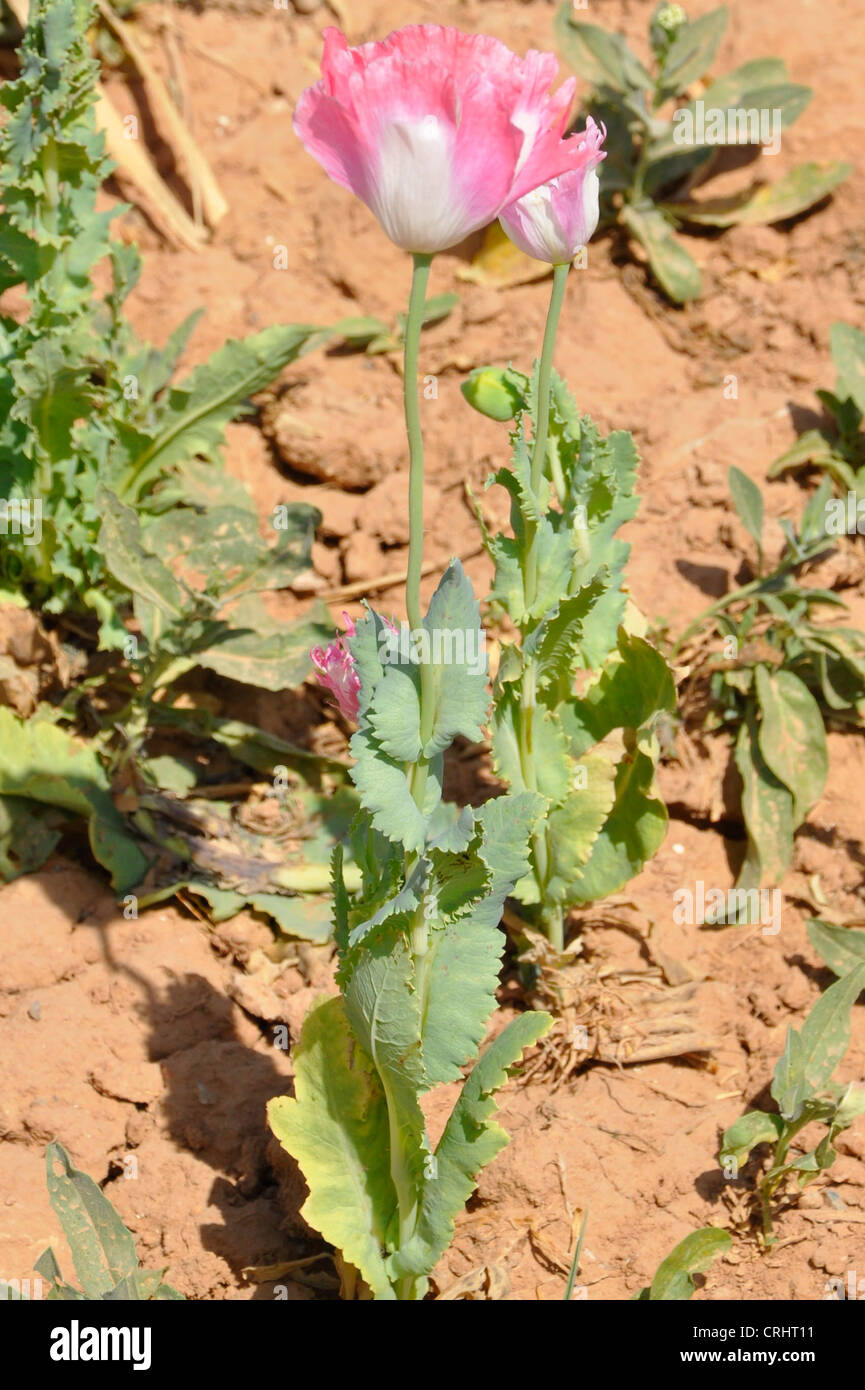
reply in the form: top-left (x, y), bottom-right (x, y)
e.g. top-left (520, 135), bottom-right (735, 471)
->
top-left (2, 0), bottom-right (865, 1301)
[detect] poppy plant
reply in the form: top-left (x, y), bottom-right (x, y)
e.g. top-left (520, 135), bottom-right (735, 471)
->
top-left (273, 18), bottom-right (671, 1301)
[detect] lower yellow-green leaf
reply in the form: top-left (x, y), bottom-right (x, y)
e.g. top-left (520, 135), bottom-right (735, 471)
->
top-left (621, 203), bottom-right (702, 303)
top-left (755, 667), bottom-right (828, 826)
top-left (662, 161), bottom-right (851, 228)
top-left (633, 1227), bottom-right (732, 1301)
top-left (267, 997), bottom-right (398, 1300)
top-left (735, 709), bottom-right (794, 889)
top-left (0, 707), bottom-right (148, 891)
top-left (457, 221), bottom-right (551, 289)
top-left (545, 753), bottom-right (617, 903)
top-left (567, 750), bottom-right (667, 904)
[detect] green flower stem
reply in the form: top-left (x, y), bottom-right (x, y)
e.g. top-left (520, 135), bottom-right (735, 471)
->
top-left (519, 263), bottom-right (570, 948)
top-left (404, 253), bottom-right (435, 838)
top-left (391, 253), bottom-right (435, 1296)
top-left (522, 262), bottom-right (570, 609)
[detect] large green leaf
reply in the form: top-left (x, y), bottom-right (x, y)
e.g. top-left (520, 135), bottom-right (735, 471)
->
top-left (755, 667), bottom-right (828, 825)
top-left (389, 1010), bottom-right (552, 1282)
top-left (634, 1228), bottom-right (732, 1301)
top-left (564, 631), bottom-right (676, 753)
top-left (0, 707), bottom-right (148, 891)
top-left (43, 1143), bottom-right (138, 1300)
top-left (734, 710), bottom-right (794, 889)
top-left (98, 489), bottom-right (185, 618)
top-left (421, 793), bottom-right (544, 1086)
top-left (567, 749), bottom-right (667, 904)
top-left (194, 596), bottom-right (332, 692)
top-left (340, 921), bottom-right (428, 1237)
top-left (554, 9), bottom-right (653, 91)
top-left (771, 964), bottom-right (865, 1118)
top-left (491, 690), bottom-right (571, 804)
top-left (831, 322), bottom-right (865, 417)
top-left (543, 754), bottom-right (618, 904)
top-left (621, 203), bottom-right (702, 303)
top-left (114, 323), bottom-right (319, 499)
top-left (656, 7), bottom-right (728, 99)
top-left (267, 997), bottom-right (398, 1300)
top-left (143, 499), bottom-right (320, 599)
top-left (807, 918), bottom-right (865, 980)
top-left (665, 162), bottom-right (850, 227)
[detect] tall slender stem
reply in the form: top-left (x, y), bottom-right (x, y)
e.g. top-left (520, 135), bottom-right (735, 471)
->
top-left (391, 254), bottom-right (435, 1299)
top-left (403, 254), bottom-right (435, 829)
top-left (518, 262), bottom-right (570, 949)
top-left (404, 255), bottom-right (432, 643)
top-left (522, 262), bottom-right (570, 613)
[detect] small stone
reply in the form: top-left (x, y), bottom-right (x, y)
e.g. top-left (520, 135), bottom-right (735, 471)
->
top-left (311, 540), bottom-right (341, 583)
top-left (808, 1236), bottom-right (848, 1276)
top-left (317, 491), bottom-right (359, 540)
top-left (779, 972), bottom-right (812, 1011)
top-left (27, 1000), bottom-right (42, 1021)
top-left (798, 1188), bottom-right (823, 1209)
top-left (355, 473), bottom-right (442, 547)
top-left (341, 531), bottom-right (385, 584)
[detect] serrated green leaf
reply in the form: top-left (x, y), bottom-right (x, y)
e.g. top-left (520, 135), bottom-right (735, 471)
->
top-left (491, 689), bottom-right (571, 804)
top-left (267, 997), bottom-right (397, 1300)
top-left (349, 731), bottom-right (439, 852)
top-left (115, 323), bottom-right (319, 500)
top-left (421, 559), bottom-right (489, 756)
top-left (367, 665), bottom-right (422, 762)
top-left (567, 748), bottom-right (667, 904)
top-left (390, 1010), bottom-right (552, 1282)
top-left (528, 580), bottom-right (608, 690)
top-left (421, 793), bottom-right (544, 1086)
top-left (543, 754), bottom-right (618, 904)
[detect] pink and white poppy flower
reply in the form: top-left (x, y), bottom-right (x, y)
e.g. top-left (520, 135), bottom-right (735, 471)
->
top-left (498, 116), bottom-right (606, 266)
top-left (497, 116), bottom-right (606, 265)
top-left (293, 25), bottom-right (592, 254)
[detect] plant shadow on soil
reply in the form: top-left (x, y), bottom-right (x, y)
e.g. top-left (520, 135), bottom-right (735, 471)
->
top-left (18, 856), bottom-right (329, 1300)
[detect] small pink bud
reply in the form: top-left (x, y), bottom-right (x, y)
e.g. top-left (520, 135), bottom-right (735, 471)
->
top-left (311, 613), bottom-right (361, 722)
